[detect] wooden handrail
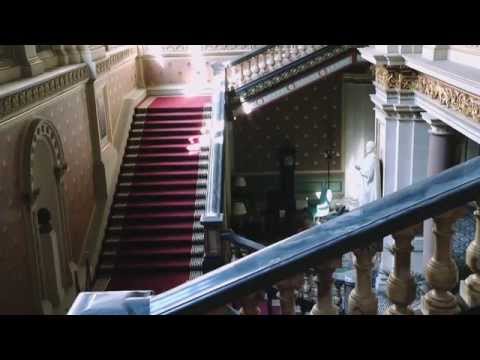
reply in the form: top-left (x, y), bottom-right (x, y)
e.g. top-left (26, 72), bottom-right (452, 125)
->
top-left (149, 156), bottom-right (480, 314)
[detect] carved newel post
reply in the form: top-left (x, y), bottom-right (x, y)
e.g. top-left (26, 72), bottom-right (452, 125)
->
top-left (385, 225), bottom-right (419, 315)
top-left (276, 274), bottom-right (304, 315)
top-left (460, 203), bottom-right (480, 308)
top-left (239, 290), bottom-right (265, 315)
top-left (311, 258), bottom-right (341, 315)
top-left (348, 244), bottom-right (379, 315)
top-left (421, 208), bottom-right (464, 315)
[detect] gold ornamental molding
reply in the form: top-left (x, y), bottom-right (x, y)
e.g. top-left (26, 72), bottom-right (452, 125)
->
top-left (375, 65), bottom-right (417, 91)
top-left (96, 46), bottom-right (137, 76)
top-left (0, 65), bottom-right (89, 120)
top-left (375, 64), bottom-right (480, 123)
top-left (416, 74), bottom-right (480, 123)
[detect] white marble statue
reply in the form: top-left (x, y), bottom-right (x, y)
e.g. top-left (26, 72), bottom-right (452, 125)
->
top-left (355, 141), bottom-right (381, 207)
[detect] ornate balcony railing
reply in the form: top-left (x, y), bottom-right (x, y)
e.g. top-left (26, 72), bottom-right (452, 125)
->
top-left (225, 45), bottom-right (359, 100)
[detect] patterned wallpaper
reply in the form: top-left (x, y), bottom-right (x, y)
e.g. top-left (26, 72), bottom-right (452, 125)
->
top-left (105, 59), bottom-right (137, 141)
top-left (143, 57), bottom-right (215, 88)
top-left (234, 74), bottom-right (343, 173)
top-left (0, 85), bottom-right (95, 313)
top-left (0, 120), bottom-right (35, 313)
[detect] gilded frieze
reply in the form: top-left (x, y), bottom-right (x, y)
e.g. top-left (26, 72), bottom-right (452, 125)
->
top-left (375, 65), bottom-right (417, 91)
top-left (416, 74), bottom-right (480, 122)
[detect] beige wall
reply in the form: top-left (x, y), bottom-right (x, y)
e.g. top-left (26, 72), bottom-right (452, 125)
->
top-left (0, 84), bottom-right (95, 313)
top-left (105, 59), bottom-right (138, 143)
top-left (0, 46), bottom-right (143, 314)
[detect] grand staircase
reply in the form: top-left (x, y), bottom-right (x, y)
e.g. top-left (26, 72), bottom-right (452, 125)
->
top-left (96, 95), bottom-right (212, 294)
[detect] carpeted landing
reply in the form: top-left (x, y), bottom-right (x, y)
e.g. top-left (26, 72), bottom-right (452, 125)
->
top-left (96, 95), bottom-right (212, 294)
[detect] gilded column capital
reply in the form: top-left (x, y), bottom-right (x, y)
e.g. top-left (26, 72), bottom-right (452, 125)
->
top-left (375, 65), bottom-right (418, 91)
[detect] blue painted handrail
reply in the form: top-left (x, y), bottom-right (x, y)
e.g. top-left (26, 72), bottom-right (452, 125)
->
top-left (149, 156), bottom-right (480, 314)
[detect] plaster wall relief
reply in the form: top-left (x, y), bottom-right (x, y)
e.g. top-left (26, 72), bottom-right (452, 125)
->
top-left (234, 75), bottom-right (343, 174)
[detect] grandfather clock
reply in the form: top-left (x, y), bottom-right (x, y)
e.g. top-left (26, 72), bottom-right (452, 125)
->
top-left (278, 142), bottom-right (296, 236)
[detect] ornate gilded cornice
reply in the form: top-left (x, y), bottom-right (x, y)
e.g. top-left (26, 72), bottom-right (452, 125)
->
top-left (237, 45), bottom-right (356, 100)
top-left (416, 74), bottom-right (480, 122)
top-left (375, 65), bottom-right (418, 91)
top-left (0, 65), bottom-right (89, 120)
top-left (95, 46), bottom-right (137, 76)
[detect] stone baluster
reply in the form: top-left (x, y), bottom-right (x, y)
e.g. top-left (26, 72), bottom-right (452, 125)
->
top-left (385, 225), bottom-right (420, 315)
top-left (281, 45), bottom-right (291, 65)
top-left (64, 45), bottom-right (81, 64)
top-left (298, 45), bottom-right (307, 56)
top-left (241, 61), bottom-right (251, 84)
top-left (348, 242), bottom-right (380, 315)
top-left (421, 208), bottom-right (465, 315)
top-left (311, 258), bottom-right (341, 315)
top-left (258, 53), bottom-right (266, 75)
top-left (273, 47), bottom-right (282, 68)
top-left (250, 56), bottom-right (259, 78)
top-left (276, 274), bottom-right (304, 315)
top-left (266, 48), bottom-right (275, 70)
top-left (460, 202), bottom-right (480, 308)
top-left (239, 290), bottom-right (265, 315)
top-left (51, 45), bottom-right (69, 66)
top-left (290, 45), bottom-right (299, 59)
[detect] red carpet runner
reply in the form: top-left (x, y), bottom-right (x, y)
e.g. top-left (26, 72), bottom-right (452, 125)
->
top-left (99, 95), bottom-right (212, 294)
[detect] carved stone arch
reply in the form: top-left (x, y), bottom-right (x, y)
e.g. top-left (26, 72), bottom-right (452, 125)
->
top-left (21, 117), bottom-right (73, 313)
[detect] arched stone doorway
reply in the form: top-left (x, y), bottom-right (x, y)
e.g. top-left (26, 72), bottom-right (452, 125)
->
top-left (21, 118), bottom-right (73, 314)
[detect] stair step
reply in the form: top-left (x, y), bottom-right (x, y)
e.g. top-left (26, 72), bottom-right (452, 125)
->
top-left (123, 152), bottom-right (208, 163)
top-left (111, 199), bottom-right (206, 215)
top-left (121, 160), bottom-right (208, 172)
top-left (106, 222), bottom-right (204, 236)
top-left (104, 234), bottom-right (204, 247)
top-left (98, 259), bottom-right (203, 274)
top-left (132, 119), bottom-right (205, 129)
top-left (109, 211), bottom-right (201, 225)
top-left (134, 112), bottom-right (209, 121)
top-left (117, 178), bottom-right (206, 191)
top-left (115, 189), bottom-right (206, 202)
top-left (118, 169), bottom-right (208, 182)
top-left (127, 136), bottom-right (203, 146)
top-left (130, 127), bottom-right (204, 137)
top-left (136, 106), bottom-right (211, 114)
top-left (102, 245), bottom-right (204, 259)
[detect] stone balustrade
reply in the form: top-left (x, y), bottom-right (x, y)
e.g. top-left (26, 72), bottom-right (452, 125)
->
top-left (229, 203), bottom-right (479, 316)
top-left (226, 45), bottom-right (327, 90)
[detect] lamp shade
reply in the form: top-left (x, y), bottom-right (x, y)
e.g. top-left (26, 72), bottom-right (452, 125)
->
top-left (234, 176), bottom-right (247, 188)
top-left (233, 202), bottom-right (247, 216)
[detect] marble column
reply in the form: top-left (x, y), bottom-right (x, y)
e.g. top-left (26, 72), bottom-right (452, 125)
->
top-left (422, 116), bottom-right (457, 269)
